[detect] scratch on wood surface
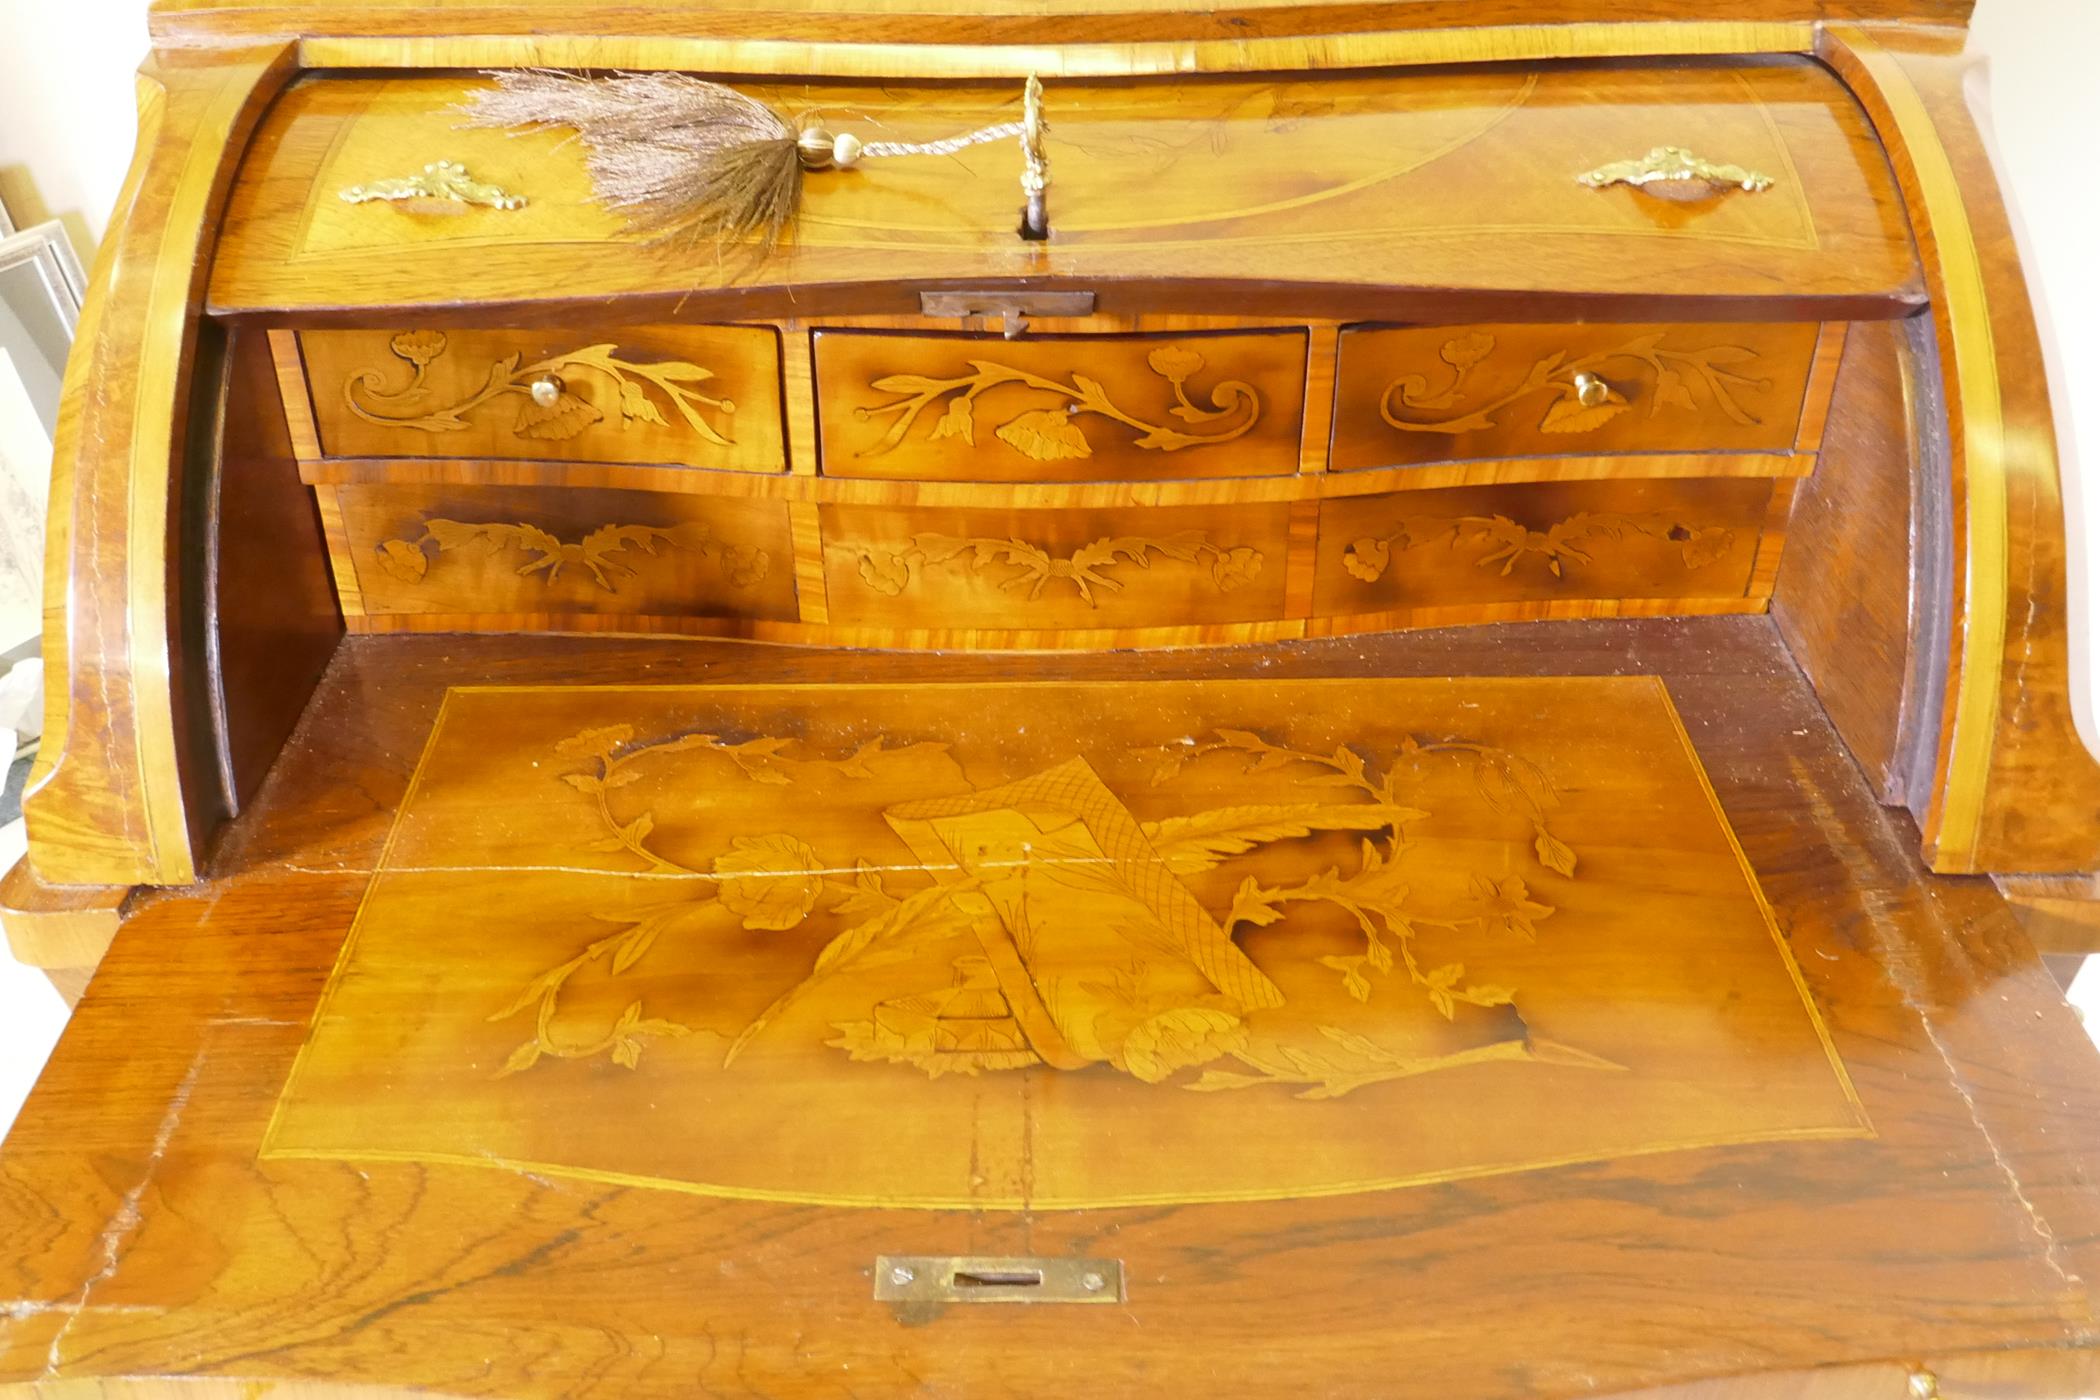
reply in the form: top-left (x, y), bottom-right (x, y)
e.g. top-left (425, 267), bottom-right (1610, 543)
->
top-left (41, 1043), bottom-right (207, 1377)
top-left (1787, 756), bottom-right (2088, 1302)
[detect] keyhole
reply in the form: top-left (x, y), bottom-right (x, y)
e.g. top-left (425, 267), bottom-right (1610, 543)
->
top-left (951, 1268), bottom-right (1044, 1289)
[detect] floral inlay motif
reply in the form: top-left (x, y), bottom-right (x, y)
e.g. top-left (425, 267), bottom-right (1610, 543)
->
top-left (855, 531), bottom-right (1261, 605)
top-left (1380, 331), bottom-right (1771, 437)
top-left (1341, 512), bottom-right (1736, 584)
top-left (372, 518), bottom-right (770, 593)
top-left (344, 331), bottom-right (736, 445)
top-left (855, 344), bottom-right (1261, 461)
top-left (490, 719), bottom-right (1616, 1102)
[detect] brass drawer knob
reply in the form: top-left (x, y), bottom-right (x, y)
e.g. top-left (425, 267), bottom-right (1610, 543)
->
top-left (1578, 145), bottom-right (1774, 202)
top-left (1572, 371), bottom-right (1612, 408)
top-left (528, 373), bottom-right (566, 408)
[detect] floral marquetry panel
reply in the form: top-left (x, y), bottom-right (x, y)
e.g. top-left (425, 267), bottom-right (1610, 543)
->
top-left (820, 501), bottom-right (1290, 631)
top-left (1332, 323), bottom-right (1823, 469)
top-left (813, 329), bottom-right (1308, 483)
top-left (1316, 477), bottom-right (1776, 614)
top-left (261, 678), bottom-right (1865, 1210)
top-left (336, 483), bottom-right (799, 623)
top-left (298, 325), bottom-right (786, 470)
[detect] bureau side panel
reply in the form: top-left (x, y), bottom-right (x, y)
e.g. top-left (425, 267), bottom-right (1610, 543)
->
top-left (1771, 319), bottom-right (1920, 800)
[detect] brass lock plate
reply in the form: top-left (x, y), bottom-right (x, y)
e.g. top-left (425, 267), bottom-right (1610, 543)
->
top-left (873, 1255), bottom-right (1124, 1305)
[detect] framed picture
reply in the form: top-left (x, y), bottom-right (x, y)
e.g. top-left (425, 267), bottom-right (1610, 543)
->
top-left (0, 221), bottom-right (86, 439)
top-left (0, 220), bottom-right (86, 656)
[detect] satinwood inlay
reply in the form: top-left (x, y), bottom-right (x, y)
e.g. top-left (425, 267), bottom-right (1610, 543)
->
top-left (264, 677), bottom-right (1866, 1209)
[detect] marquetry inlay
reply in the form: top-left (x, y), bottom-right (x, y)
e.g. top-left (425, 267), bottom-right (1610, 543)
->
top-left (854, 531), bottom-right (1262, 603)
top-left (1377, 330), bottom-right (1774, 437)
top-left (344, 331), bottom-right (736, 443)
top-left (854, 342), bottom-right (1261, 461)
top-left (264, 678), bottom-right (1866, 1209)
top-left (298, 325), bottom-right (787, 470)
top-left (1340, 511), bottom-right (1736, 584)
top-left (371, 517), bottom-right (772, 593)
top-left (1332, 323), bottom-right (1821, 469)
top-left (814, 329), bottom-right (1307, 482)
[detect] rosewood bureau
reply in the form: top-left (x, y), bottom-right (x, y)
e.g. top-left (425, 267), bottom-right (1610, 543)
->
top-left (5, 1), bottom-right (2100, 1396)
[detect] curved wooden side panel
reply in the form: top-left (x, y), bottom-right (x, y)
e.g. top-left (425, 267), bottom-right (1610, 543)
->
top-left (21, 45), bottom-right (297, 889)
top-left (1820, 25), bottom-right (2100, 875)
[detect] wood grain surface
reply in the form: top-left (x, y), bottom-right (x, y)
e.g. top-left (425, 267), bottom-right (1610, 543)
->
top-left (817, 500), bottom-right (1291, 630)
top-left (23, 44), bottom-right (299, 890)
top-left (1313, 478), bottom-right (1775, 614)
top-left (1772, 318), bottom-right (1927, 803)
top-left (1819, 27), bottom-right (2100, 877)
top-left (207, 63), bottom-right (1919, 316)
top-left (298, 326), bottom-right (785, 472)
top-left (1331, 322), bottom-right (1823, 469)
top-left (145, 0), bottom-right (1976, 51)
top-left (813, 329), bottom-right (1306, 482)
top-left (334, 483), bottom-right (799, 623)
top-left (3, 617), bottom-right (2096, 1398)
top-left (263, 675), bottom-right (1866, 1210)
top-left (212, 328), bottom-right (345, 814)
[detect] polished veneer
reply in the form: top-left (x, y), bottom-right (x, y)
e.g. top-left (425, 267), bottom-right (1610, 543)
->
top-left (6, 1), bottom-right (2100, 1395)
top-left (7, 622), bottom-right (2100, 1398)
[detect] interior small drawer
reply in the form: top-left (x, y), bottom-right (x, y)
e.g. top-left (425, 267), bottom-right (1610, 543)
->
top-left (813, 329), bottom-right (1308, 483)
top-left (297, 325), bottom-right (787, 471)
top-left (1331, 323), bottom-right (1824, 470)
top-left (1315, 476), bottom-right (1778, 614)
top-left (327, 482), bottom-right (800, 623)
top-left (821, 501), bottom-right (1289, 630)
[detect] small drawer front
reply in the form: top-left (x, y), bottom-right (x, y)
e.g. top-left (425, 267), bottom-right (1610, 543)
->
top-left (1316, 478), bottom-right (1774, 614)
top-left (300, 325), bottom-right (786, 471)
top-left (814, 329), bottom-right (1308, 482)
top-left (822, 502), bottom-right (1289, 630)
top-left (1332, 323), bottom-right (1821, 470)
top-left (335, 483), bottom-right (799, 621)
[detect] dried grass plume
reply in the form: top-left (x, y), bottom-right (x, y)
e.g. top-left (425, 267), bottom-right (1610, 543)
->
top-left (460, 69), bottom-right (802, 254)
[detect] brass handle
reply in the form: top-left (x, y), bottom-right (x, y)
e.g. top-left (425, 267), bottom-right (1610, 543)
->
top-left (1572, 372), bottom-right (1612, 408)
top-left (1578, 145), bottom-right (1773, 203)
top-left (528, 374), bottom-right (566, 407)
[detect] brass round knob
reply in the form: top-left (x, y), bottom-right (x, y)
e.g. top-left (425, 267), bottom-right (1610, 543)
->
top-left (1572, 371), bottom-right (1611, 408)
top-left (528, 374), bottom-right (565, 408)
top-left (796, 125), bottom-right (864, 170)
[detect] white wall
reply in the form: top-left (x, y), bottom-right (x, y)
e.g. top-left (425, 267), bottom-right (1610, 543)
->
top-left (0, 1), bottom-right (2096, 1135)
top-left (0, 0), bottom-right (145, 253)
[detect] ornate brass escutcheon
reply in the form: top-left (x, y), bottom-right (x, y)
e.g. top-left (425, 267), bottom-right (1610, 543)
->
top-left (340, 159), bottom-right (526, 212)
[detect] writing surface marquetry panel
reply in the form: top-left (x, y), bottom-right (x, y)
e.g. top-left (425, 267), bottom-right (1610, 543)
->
top-left (820, 502), bottom-right (1290, 629)
top-left (813, 329), bottom-right (1307, 482)
top-left (1333, 323), bottom-right (1823, 469)
top-left (299, 325), bottom-right (787, 470)
top-left (334, 482), bottom-right (799, 621)
top-left (263, 677), bottom-right (1864, 1211)
top-left (1316, 478), bottom-right (1775, 614)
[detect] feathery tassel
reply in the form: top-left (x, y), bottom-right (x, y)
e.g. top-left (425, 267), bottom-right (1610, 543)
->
top-left (462, 70), bottom-right (803, 251)
top-left (460, 69), bottom-right (1050, 257)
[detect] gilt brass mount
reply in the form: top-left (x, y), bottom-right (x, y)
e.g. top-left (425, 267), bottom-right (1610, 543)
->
top-left (1578, 145), bottom-right (1774, 202)
top-left (340, 160), bottom-right (525, 212)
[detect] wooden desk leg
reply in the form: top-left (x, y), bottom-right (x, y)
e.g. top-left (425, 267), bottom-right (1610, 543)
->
top-left (0, 858), bottom-right (127, 1006)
